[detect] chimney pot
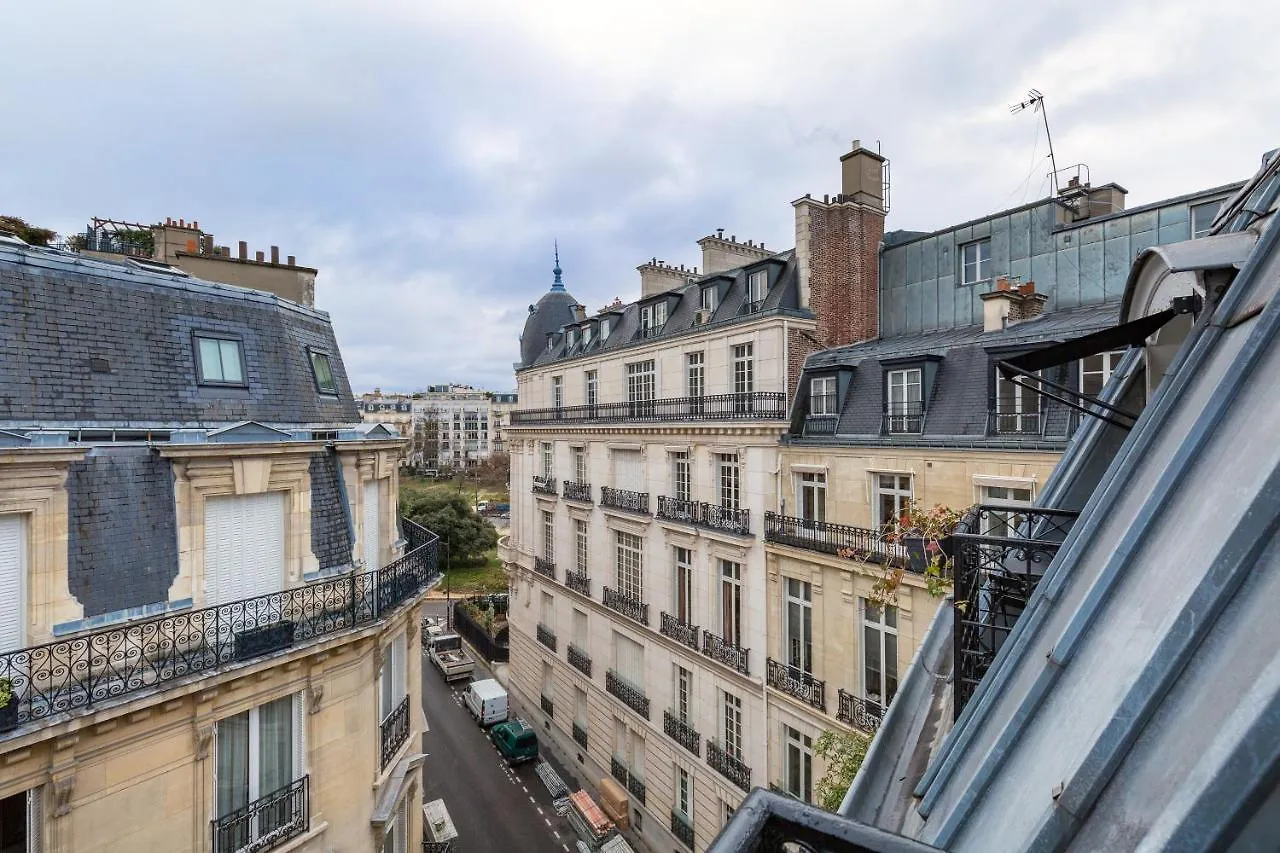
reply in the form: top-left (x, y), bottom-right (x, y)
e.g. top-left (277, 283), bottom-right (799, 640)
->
top-left (731, 235), bottom-right (736, 243)
top-left (996, 277), bottom-right (1011, 292)
top-left (1018, 281), bottom-right (1036, 296)
top-left (287, 255), bottom-right (296, 266)
top-left (238, 241), bottom-right (247, 260)
top-left (851, 138), bottom-right (861, 150)
top-left (270, 245), bottom-right (279, 264)
top-left (255, 250), bottom-right (264, 262)
top-left (193, 221), bottom-right (199, 230)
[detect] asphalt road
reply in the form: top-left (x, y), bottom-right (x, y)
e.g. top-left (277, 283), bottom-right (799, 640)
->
top-left (419, 601), bottom-right (581, 853)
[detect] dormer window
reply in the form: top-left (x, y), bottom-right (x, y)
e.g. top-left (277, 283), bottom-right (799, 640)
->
top-left (809, 377), bottom-right (837, 415)
top-left (566, 329), bottom-right (577, 350)
top-left (308, 348), bottom-right (337, 395)
top-left (194, 332), bottom-right (247, 387)
top-left (701, 286), bottom-right (718, 312)
top-left (746, 269), bottom-right (768, 311)
top-left (601, 318), bottom-right (612, 341)
top-left (640, 302), bottom-right (667, 338)
top-left (885, 369), bottom-right (923, 433)
top-left (582, 324), bottom-right (593, 347)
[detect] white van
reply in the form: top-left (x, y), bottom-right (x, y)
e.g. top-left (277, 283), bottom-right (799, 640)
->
top-left (464, 678), bottom-right (508, 727)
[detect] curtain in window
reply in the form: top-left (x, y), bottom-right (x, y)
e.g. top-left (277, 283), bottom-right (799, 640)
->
top-left (259, 696), bottom-right (295, 836)
top-left (216, 710), bottom-right (250, 850)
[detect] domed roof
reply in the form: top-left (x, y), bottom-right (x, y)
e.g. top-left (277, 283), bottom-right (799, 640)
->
top-left (519, 246), bottom-right (579, 367)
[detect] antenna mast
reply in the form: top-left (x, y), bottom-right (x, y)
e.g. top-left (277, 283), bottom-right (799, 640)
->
top-left (1010, 89), bottom-right (1060, 194)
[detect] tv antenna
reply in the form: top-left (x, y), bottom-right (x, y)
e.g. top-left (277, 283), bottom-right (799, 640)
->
top-left (1010, 89), bottom-right (1060, 194)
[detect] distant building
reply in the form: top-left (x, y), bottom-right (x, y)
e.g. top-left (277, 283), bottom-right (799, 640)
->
top-left (359, 390), bottom-right (415, 443)
top-left (489, 392), bottom-right (519, 455)
top-left (357, 385), bottom-right (516, 469)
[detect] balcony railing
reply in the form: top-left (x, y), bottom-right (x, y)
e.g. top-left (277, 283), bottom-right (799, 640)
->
top-left (882, 401), bottom-right (925, 434)
top-left (672, 811), bottom-right (695, 848)
top-left (663, 710), bottom-right (701, 757)
top-left (628, 773), bottom-right (647, 806)
top-left (803, 414), bottom-right (838, 436)
top-left (600, 486), bottom-right (650, 515)
top-left (380, 695), bottom-right (411, 770)
top-left (836, 689), bottom-right (884, 735)
top-left (764, 513), bottom-right (909, 568)
top-left (511, 392), bottom-right (788, 425)
top-left (991, 410), bottom-right (1043, 435)
top-left (567, 643), bottom-right (592, 677)
top-left (659, 612), bottom-right (699, 650)
top-left (0, 520), bottom-right (438, 736)
top-left (532, 475), bottom-right (558, 495)
top-left (212, 775), bottom-right (309, 853)
top-left (707, 740), bottom-right (752, 792)
top-left (563, 480), bottom-right (593, 503)
top-left (534, 557), bottom-right (556, 581)
top-left (766, 659), bottom-right (826, 712)
top-left (573, 721), bottom-right (588, 748)
top-left (605, 669), bottom-right (650, 719)
top-left (952, 504), bottom-right (1079, 718)
top-left (537, 623), bottom-right (558, 652)
top-left (656, 496), bottom-right (751, 536)
top-left (602, 587), bottom-right (649, 626)
top-left (702, 629), bottom-right (750, 676)
top-left (540, 694), bottom-right (554, 718)
top-left (565, 570), bottom-right (591, 597)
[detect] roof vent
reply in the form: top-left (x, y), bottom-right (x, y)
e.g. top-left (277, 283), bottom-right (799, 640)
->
top-left (89, 356), bottom-right (111, 374)
top-left (126, 257), bottom-right (190, 277)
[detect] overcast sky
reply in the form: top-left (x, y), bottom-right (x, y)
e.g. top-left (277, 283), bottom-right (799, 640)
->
top-left (2, 1), bottom-right (1273, 393)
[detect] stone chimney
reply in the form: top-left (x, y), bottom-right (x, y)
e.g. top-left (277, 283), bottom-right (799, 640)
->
top-left (980, 278), bottom-right (1046, 331)
top-left (638, 259), bottom-right (695, 298)
top-left (571, 303), bottom-right (587, 322)
top-left (153, 217), bottom-right (203, 263)
top-left (696, 231), bottom-right (772, 275)
top-left (1055, 174), bottom-right (1129, 224)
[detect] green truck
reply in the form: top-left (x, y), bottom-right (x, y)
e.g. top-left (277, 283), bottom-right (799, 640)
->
top-left (489, 718), bottom-right (539, 764)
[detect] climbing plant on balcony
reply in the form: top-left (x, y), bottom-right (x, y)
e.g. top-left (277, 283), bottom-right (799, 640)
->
top-left (837, 501), bottom-right (967, 607)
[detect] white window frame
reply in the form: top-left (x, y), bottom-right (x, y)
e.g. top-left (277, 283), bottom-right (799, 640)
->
top-left (675, 765), bottom-right (693, 820)
top-left (542, 510), bottom-right (555, 563)
top-left (784, 577), bottom-right (813, 673)
top-left (861, 599), bottom-right (899, 710)
top-left (601, 318), bottom-right (612, 340)
top-left (732, 343), bottom-right (754, 395)
top-left (872, 473), bottom-right (913, 532)
top-left (215, 693), bottom-right (306, 842)
top-left (995, 367), bottom-right (1042, 433)
top-left (701, 285), bottom-right (718, 312)
top-left (541, 591), bottom-right (554, 628)
top-left (747, 270), bottom-right (768, 305)
top-left (886, 368), bottom-right (923, 432)
top-left (722, 691), bottom-right (744, 761)
top-left (585, 371), bottom-right (598, 407)
top-left (627, 360), bottom-right (656, 403)
top-left (718, 453), bottom-right (741, 510)
top-left (1080, 349), bottom-right (1126, 398)
top-left (575, 519), bottom-right (589, 575)
top-left (672, 451), bottom-right (691, 503)
top-left (719, 559), bottom-right (743, 647)
top-left (809, 376), bottom-right (837, 416)
top-left (796, 472), bottom-right (826, 523)
top-left (675, 664), bottom-right (692, 723)
top-left (961, 238), bottom-right (991, 285)
top-left (686, 351), bottom-right (705, 398)
top-left (551, 376), bottom-right (563, 409)
top-left (784, 725), bottom-right (813, 803)
top-left (572, 446), bottom-right (588, 484)
top-left (615, 530), bottom-right (644, 601)
top-left (1191, 199), bottom-right (1223, 239)
top-left (673, 546), bottom-right (693, 624)
top-left (379, 633), bottom-right (407, 722)
top-left (541, 442), bottom-right (554, 479)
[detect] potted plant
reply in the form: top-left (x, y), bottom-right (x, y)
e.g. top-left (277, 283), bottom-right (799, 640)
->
top-left (886, 501), bottom-right (965, 598)
top-left (0, 677), bottom-right (16, 732)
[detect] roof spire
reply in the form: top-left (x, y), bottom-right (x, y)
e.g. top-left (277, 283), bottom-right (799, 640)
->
top-left (551, 241), bottom-right (564, 291)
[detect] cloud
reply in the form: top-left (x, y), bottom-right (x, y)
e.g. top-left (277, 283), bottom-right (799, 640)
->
top-left (0, 0), bottom-right (1275, 392)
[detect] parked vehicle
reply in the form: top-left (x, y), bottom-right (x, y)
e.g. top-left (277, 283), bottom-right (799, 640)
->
top-left (421, 616), bottom-right (445, 647)
top-left (464, 678), bottom-right (508, 727)
top-left (428, 633), bottom-right (475, 682)
top-left (490, 718), bottom-right (539, 764)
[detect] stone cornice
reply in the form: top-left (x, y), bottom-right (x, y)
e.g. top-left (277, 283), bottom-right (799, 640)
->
top-left (506, 423), bottom-right (790, 439)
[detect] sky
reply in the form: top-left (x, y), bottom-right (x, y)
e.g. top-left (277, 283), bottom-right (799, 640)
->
top-left (1, 0), bottom-right (1275, 394)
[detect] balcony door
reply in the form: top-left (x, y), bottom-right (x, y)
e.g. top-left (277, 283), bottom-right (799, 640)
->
top-left (205, 492), bottom-right (286, 606)
top-left (363, 480), bottom-right (381, 571)
top-left (215, 694), bottom-right (304, 852)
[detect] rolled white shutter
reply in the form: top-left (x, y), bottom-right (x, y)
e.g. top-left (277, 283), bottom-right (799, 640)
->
top-left (205, 493), bottom-right (286, 606)
top-left (615, 451), bottom-right (643, 493)
top-left (0, 514), bottom-right (26, 652)
top-left (363, 481), bottom-right (381, 571)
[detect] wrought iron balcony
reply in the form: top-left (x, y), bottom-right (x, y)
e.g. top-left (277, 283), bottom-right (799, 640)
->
top-left (565, 570), bottom-right (591, 597)
top-left (600, 486), bottom-right (650, 515)
top-left (563, 480), bottom-right (593, 502)
top-left (836, 689), bottom-right (884, 734)
top-left (534, 557), bottom-right (556, 581)
top-left (567, 643), bottom-right (592, 677)
top-left (659, 611), bottom-right (699, 650)
top-left (628, 773), bottom-right (647, 806)
top-left (573, 721), bottom-right (588, 748)
top-left (605, 669), bottom-right (650, 719)
top-left (602, 587), bottom-right (649, 626)
top-left (657, 496), bottom-right (751, 536)
top-left (707, 739), bottom-right (752, 792)
top-left (671, 811), bottom-right (695, 848)
top-left (882, 401), bottom-right (925, 434)
top-left (766, 659), bottom-right (826, 711)
top-left (380, 694), bottom-right (411, 770)
top-left (611, 755), bottom-right (629, 786)
top-left (952, 504), bottom-right (1079, 718)
top-left (0, 520), bottom-right (439, 736)
top-left (541, 694), bottom-right (554, 718)
top-left (511, 391), bottom-right (788, 425)
top-left (702, 629), bottom-right (750, 676)
top-left (532, 475), bottom-right (558, 495)
top-left (803, 414), bottom-right (838, 436)
top-left (991, 410), bottom-right (1043, 435)
top-left (764, 512), bottom-right (909, 568)
top-left (537, 623), bottom-right (557, 652)
top-left (610, 748), bottom-right (647, 807)
top-left (212, 775), bottom-right (309, 853)
top-left (663, 709), bottom-right (701, 757)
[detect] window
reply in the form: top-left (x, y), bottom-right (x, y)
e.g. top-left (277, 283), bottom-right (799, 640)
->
top-left (686, 352), bottom-right (705, 398)
top-left (886, 368), bottom-right (923, 433)
top-left (541, 591), bottom-right (554, 628)
top-left (308, 349), bottom-right (337, 395)
top-left (995, 367), bottom-right (1041, 433)
top-left (585, 371), bottom-right (598, 407)
top-left (732, 343), bottom-right (754, 395)
top-left (195, 334), bottom-right (245, 386)
top-left (873, 473), bottom-right (913, 532)
top-left (718, 453), bottom-right (741, 510)
top-left (672, 451), bottom-right (691, 502)
top-left (573, 609), bottom-right (588, 649)
top-left (552, 376), bottom-right (563, 409)
top-left (614, 632), bottom-right (644, 691)
top-left (675, 664), bottom-right (692, 723)
top-left (720, 560), bottom-right (743, 647)
top-left (216, 694), bottom-right (304, 849)
top-left (673, 546), bottom-right (693, 623)
top-left (601, 318), bottom-right (612, 340)
top-left (627, 360), bottom-right (656, 413)
top-left (542, 510), bottom-right (555, 563)
top-left (810, 376), bottom-right (837, 415)
top-left (1191, 200), bottom-right (1223, 239)
top-left (747, 270), bottom-right (768, 307)
top-left (862, 599), bottom-right (899, 710)
top-left (566, 329), bottom-right (577, 350)
top-left (724, 801), bottom-right (736, 825)
top-left (675, 766), bottom-right (693, 821)
top-left (722, 691), bottom-right (744, 760)
top-left (701, 285), bottom-right (718, 312)
top-left (381, 798), bottom-right (408, 853)
top-left (379, 633), bottom-right (407, 722)
top-left (641, 302), bottom-right (667, 335)
top-left (541, 442), bottom-right (554, 479)
top-left (573, 446), bottom-right (588, 483)
top-left (961, 238), bottom-right (991, 285)
top-left (1080, 349), bottom-right (1126, 398)
top-left (785, 578), bottom-right (813, 673)
top-left (575, 519), bottom-right (589, 575)
top-left (796, 472), bottom-right (826, 523)
top-left (615, 530), bottom-right (644, 601)
top-left (582, 325), bottom-right (593, 347)
top-left (575, 687), bottom-right (588, 728)
top-left (980, 484), bottom-right (1033, 538)
top-left (542, 661), bottom-right (554, 707)
top-left (784, 726), bottom-right (813, 802)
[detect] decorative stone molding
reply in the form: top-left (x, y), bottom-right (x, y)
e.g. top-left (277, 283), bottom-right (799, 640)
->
top-left (196, 723), bottom-right (215, 759)
top-left (52, 775), bottom-right (75, 817)
top-left (308, 681), bottom-right (325, 714)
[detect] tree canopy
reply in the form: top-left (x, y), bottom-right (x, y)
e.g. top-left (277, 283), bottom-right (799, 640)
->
top-left (0, 216), bottom-right (57, 246)
top-left (814, 729), bottom-right (871, 812)
top-left (400, 489), bottom-right (497, 564)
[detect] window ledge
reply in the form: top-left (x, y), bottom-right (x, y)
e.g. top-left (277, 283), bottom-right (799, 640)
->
top-left (52, 598), bottom-right (194, 637)
top-left (303, 565), bottom-right (354, 583)
top-left (272, 821), bottom-right (329, 853)
top-left (372, 751), bottom-right (427, 827)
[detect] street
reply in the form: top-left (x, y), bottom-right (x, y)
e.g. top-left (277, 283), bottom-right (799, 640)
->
top-left (419, 600), bottom-right (582, 853)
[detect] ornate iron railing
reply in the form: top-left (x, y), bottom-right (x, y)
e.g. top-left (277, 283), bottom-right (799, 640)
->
top-left (541, 694), bottom-right (554, 718)
top-left (606, 669), bottom-right (650, 719)
top-left (380, 695), bottom-right (411, 770)
top-left (565, 570), bottom-right (591, 597)
top-left (766, 659), bottom-right (826, 711)
top-left (702, 629), bottom-right (750, 676)
top-left (991, 410), bottom-right (1043, 435)
top-left (532, 475), bottom-right (558, 495)
top-left (657, 496), bottom-right (751, 536)
top-left (573, 721), bottom-right (588, 748)
top-left (534, 557), bottom-right (556, 581)
top-left (707, 740), bottom-right (751, 792)
top-left (600, 486), bottom-right (650, 515)
top-left (952, 504), bottom-right (1079, 719)
top-left (563, 480), bottom-right (593, 502)
top-left (211, 775), bottom-right (309, 853)
top-left (836, 689), bottom-right (884, 734)
top-left (672, 811), bottom-right (695, 848)
top-left (664, 710), bottom-right (701, 757)
top-left (602, 587), bottom-right (649, 626)
top-left (0, 521), bottom-right (438, 735)
top-left (628, 773), bottom-right (647, 805)
top-left (803, 414), bottom-right (838, 436)
top-left (764, 512), bottom-right (909, 568)
top-left (611, 755), bottom-right (629, 785)
top-left (883, 401), bottom-right (926, 434)
top-left (422, 842), bottom-right (454, 853)
top-left (659, 612), bottom-right (699, 650)
top-left (567, 644), bottom-right (592, 677)
top-left (512, 392), bottom-right (788, 425)
top-left (537, 623), bottom-right (557, 652)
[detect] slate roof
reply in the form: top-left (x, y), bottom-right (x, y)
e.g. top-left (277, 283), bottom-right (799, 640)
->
top-left (0, 243), bottom-right (360, 429)
top-left (520, 287), bottom-right (580, 368)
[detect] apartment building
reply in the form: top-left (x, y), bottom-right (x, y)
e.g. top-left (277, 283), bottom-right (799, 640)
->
top-left (360, 392), bottom-right (415, 441)
top-left (489, 392), bottom-right (519, 455)
top-left (0, 236), bottom-right (439, 853)
top-left (412, 385), bottom-right (494, 469)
